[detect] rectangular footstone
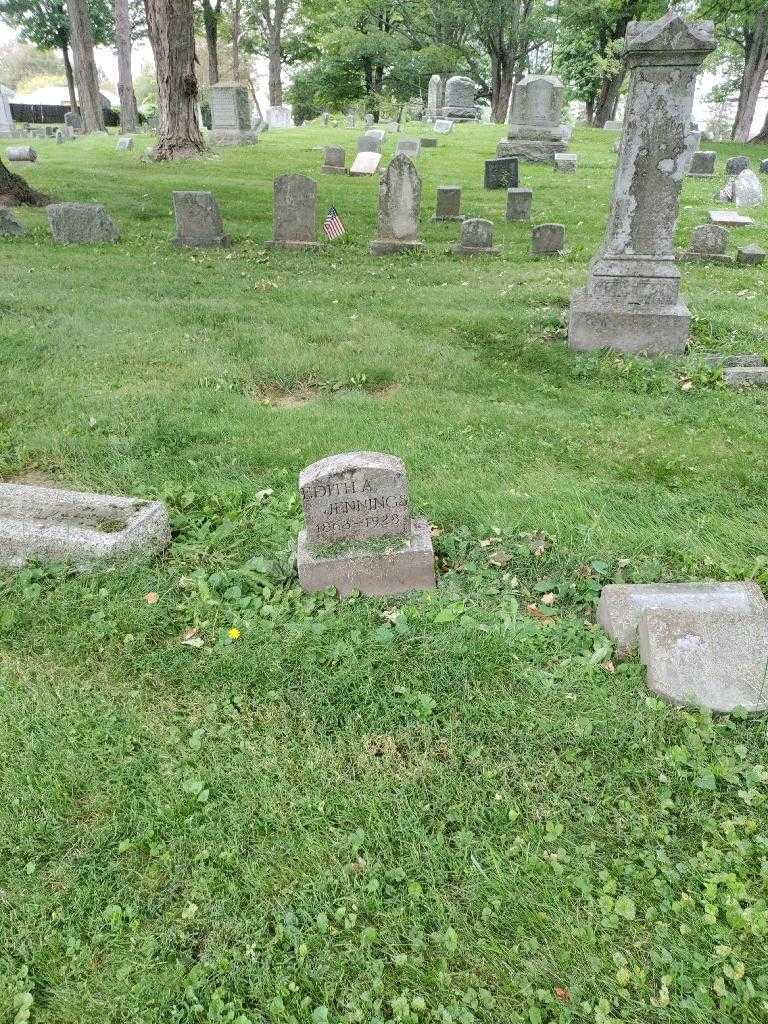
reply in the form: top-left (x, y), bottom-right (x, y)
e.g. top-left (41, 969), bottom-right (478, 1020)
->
top-left (0, 483), bottom-right (171, 570)
top-left (724, 366), bottom-right (768, 387)
top-left (709, 210), bottom-right (754, 226)
top-left (598, 582), bottom-right (767, 657)
top-left (639, 608), bottom-right (768, 712)
top-left (47, 203), bottom-right (120, 244)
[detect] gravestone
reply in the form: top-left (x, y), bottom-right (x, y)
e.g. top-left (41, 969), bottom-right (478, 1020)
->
top-left (432, 186), bottom-right (463, 222)
top-left (349, 151), bottom-right (382, 176)
top-left (64, 110), bottom-right (82, 131)
top-left (47, 203), bottom-right (120, 244)
top-left (726, 155), bottom-right (750, 175)
top-left (395, 137), bottom-right (421, 158)
top-left (357, 133), bottom-right (382, 154)
top-left (210, 83), bottom-right (259, 144)
top-left (500, 74), bottom-right (569, 163)
top-left (724, 366), bottom-right (768, 387)
top-left (172, 191), bottom-right (231, 248)
top-left (421, 138), bottom-right (437, 148)
top-left (266, 174), bottom-right (320, 250)
top-left (703, 352), bottom-right (765, 368)
top-left (55, 129), bottom-right (64, 144)
top-left (267, 105), bottom-right (293, 129)
top-left (554, 152), bottom-right (577, 172)
top-left (0, 483), bottom-right (170, 571)
top-left (0, 209), bottom-right (24, 236)
top-left (452, 218), bottom-right (499, 256)
top-left (737, 243), bottom-right (766, 265)
top-left (426, 75), bottom-right (445, 120)
top-left (364, 113), bottom-right (375, 127)
top-left (322, 111), bottom-right (330, 126)
top-left (709, 209), bottom-right (754, 226)
top-left (6, 146), bottom-right (36, 162)
top-left (484, 156), bottom-right (518, 189)
top-left (506, 187), bottom-right (533, 221)
top-left (370, 154), bottom-right (426, 255)
top-left (761, 158), bottom-right (768, 174)
top-left (440, 76), bottom-right (478, 121)
top-left (568, 12), bottom-right (715, 355)
top-left (365, 128), bottom-right (386, 142)
top-left (688, 150), bottom-right (715, 177)
top-left (323, 145), bottom-right (346, 174)
top-left (346, 111), bottom-right (356, 129)
top-left (434, 119), bottom-right (454, 135)
top-left (532, 223), bottom-right (565, 254)
top-left (296, 452), bottom-right (436, 597)
top-left (678, 223), bottom-right (732, 263)
top-left (734, 169), bottom-right (763, 207)
top-left (116, 136), bottom-right (133, 152)
top-left (603, 120), bottom-right (623, 131)
top-left (0, 86), bottom-right (12, 137)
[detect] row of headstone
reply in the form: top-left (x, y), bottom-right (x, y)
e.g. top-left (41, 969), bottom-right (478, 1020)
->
top-left (679, 223), bottom-right (765, 266)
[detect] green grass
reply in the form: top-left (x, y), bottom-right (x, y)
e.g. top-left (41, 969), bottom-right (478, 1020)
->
top-left (2, 124), bottom-right (768, 1023)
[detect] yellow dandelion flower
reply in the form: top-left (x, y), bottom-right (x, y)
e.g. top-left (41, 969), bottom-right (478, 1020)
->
top-left (228, 628), bottom-right (241, 639)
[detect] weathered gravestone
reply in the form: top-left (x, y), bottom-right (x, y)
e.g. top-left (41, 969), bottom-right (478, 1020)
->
top-left (349, 151), bottom-right (382, 176)
top-left (432, 186), bottom-right (463, 222)
top-left (761, 159), bottom-right (768, 174)
top-left (322, 112), bottom-right (330, 126)
top-left (452, 218), bottom-right (499, 256)
top-left (433, 119), bottom-right (454, 135)
top-left (172, 191), bottom-right (231, 248)
top-left (709, 208), bottom-right (754, 226)
top-left (47, 203), bottom-right (120, 244)
top-left (440, 76), bottom-right (478, 121)
top-left (357, 133), bottom-right (382, 154)
top-left (116, 136), bottom-right (133, 152)
top-left (267, 105), bottom-right (293, 129)
top-left (603, 120), bottom-right (624, 131)
top-left (554, 152), bottom-right (577, 172)
top-left (55, 129), bottom-right (64, 144)
top-left (484, 156), bottom-right (518, 189)
top-left (0, 85), bottom-right (12, 137)
top-left (64, 110), bottom-right (82, 131)
top-left (0, 209), bottom-right (24, 236)
top-left (322, 145), bottom-right (346, 174)
top-left (724, 366), bottom-right (768, 387)
top-left (498, 74), bottom-right (569, 163)
top-left (734, 169), bottom-right (763, 207)
top-left (678, 223), bottom-right (732, 263)
top-left (726, 155), bottom-right (750, 176)
top-left (0, 483), bottom-right (170, 571)
top-left (506, 187), bottom-right (533, 221)
top-left (736, 243), bottom-right (766, 265)
top-left (426, 75), bottom-right (445, 120)
top-left (6, 146), bottom-right (36, 162)
top-left (364, 113), bottom-right (375, 127)
top-left (532, 223), bottom-right (565, 254)
top-left (296, 452), bottom-right (436, 597)
top-left (266, 175), bottom-right (320, 249)
top-left (395, 137), bottom-right (421, 158)
top-left (688, 150), bottom-right (716, 177)
top-left (210, 83), bottom-right (259, 144)
top-left (421, 138), bottom-right (437, 148)
top-left (568, 12), bottom-right (716, 355)
top-left (370, 154), bottom-right (425, 255)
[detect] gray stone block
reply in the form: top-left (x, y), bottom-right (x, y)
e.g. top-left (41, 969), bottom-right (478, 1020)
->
top-left (678, 223), bottom-right (733, 263)
top-left (709, 209), bottom-right (754, 226)
top-left (724, 366), bottom-right (768, 388)
top-left (349, 152), bottom-right (381, 176)
top-left (452, 217), bottom-right (499, 256)
top-left (322, 145), bottom-right (346, 173)
top-left (266, 174), bottom-right (321, 250)
top-left (6, 146), bottom-right (36, 162)
top-left (737, 243), bottom-right (766, 265)
top-left (703, 352), bottom-right (765, 368)
top-left (172, 191), bottom-right (231, 248)
top-left (639, 608), bottom-right (768, 712)
top-left (47, 203), bottom-right (120, 244)
top-left (116, 136), bottom-right (133, 152)
top-left (0, 483), bottom-right (170, 570)
top-left (688, 150), bottom-right (715, 177)
top-left (395, 137), bottom-right (421, 158)
top-left (726, 155), bottom-right (750, 176)
top-left (569, 288), bottom-right (691, 353)
top-left (484, 157), bottom-right (518, 190)
top-left (597, 581), bottom-right (766, 656)
top-left (532, 223), bottom-right (564, 254)
top-left (506, 187), bottom-right (532, 221)
top-left (0, 209), bottom-right (24, 236)
top-left (370, 154), bottom-right (425, 255)
top-left (421, 138), bottom-right (437, 148)
top-left (496, 139), bottom-right (567, 163)
top-left (432, 186), bottom-right (462, 222)
top-left (554, 152), bottom-right (577, 172)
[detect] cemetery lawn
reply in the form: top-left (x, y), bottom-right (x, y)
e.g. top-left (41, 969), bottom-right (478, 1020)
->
top-left (3, 126), bottom-right (768, 1024)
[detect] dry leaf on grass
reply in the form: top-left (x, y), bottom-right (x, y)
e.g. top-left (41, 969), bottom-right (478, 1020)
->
top-left (144, 592), bottom-right (159, 605)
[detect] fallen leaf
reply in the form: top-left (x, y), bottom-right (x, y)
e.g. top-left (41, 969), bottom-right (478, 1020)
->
top-left (526, 603), bottom-right (555, 625)
top-left (144, 592), bottom-right (159, 605)
top-left (541, 592), bottom-right (556, 606)
top-left (680, 378), bottom-right (694, 392)
top-left (554, 986), bottom-right (571, 1003)
top-left (488, 550), bottom-right (512, 568)
top-left (602, 660), bottom-right (615, 673)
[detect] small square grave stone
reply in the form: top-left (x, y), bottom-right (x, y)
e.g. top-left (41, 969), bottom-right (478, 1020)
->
top-left (484, 156), bottom-right (518, 189)
top-left (357, 133), bottom-right (381, 154)
top-left (47, 203), bottom-right (120, 244)
top-left (431, 186), bottom-right (462, 222)
top-left (421, 138), bottom-right (437, 148)
top-left (433, 119), bottom-right (453, 134)
top-left (266, 174), bottom-right (321, 250)
top-left (0, 209), bottom-right (24, 236)
top-left (688, 150), bottom-right (715, 177)
top-left (452, 218), bottom-right (499, 256)
top-left (724, 366), bottom-right (768, 387)
top-left (554, 152), bottom-right (577, 172)
top-left (737, 243), bottom-right (766, 265)
top-left (172, 191), bottom-right (231, 248)
top-left (532, 223), bottom-right (564, 254)
top-left (726, 155), bottom-right (750, 175)
top-left (322, 145), bottom-right (346, 174)
top-left (395, 137), bottom-right (420, 158)
top-left (506, 187), bottom-right (532, 221)
top-left (678, 223), bottom-right (732, 264)
top-left (116, 136), bottom-right (133, 152)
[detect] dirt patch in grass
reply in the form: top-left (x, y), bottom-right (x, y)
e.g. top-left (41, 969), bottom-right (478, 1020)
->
top-left (5, 468), bottom-right (65, 488)
top-left (253, 379), bottom-right (399, 408)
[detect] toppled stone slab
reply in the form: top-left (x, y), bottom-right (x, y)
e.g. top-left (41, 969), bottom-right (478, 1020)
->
top-left (709, 209), bottom-right (754, 226)
top-left (47, 203), bottom-right (120, 244)
top-left (724, 366), bottom-right (768, 388)
top-left (0, 209), bottom-right (24, 236)
top-left (0, 483), bottom-right (170, 570)
top-left (598, 581), bottom-right (767, 656)
top-left (6, 146), bottom-right (36, 162)
top-left (703, 352), bottom-right (765, 368)
top-left (349, 151), bottom-right (382, 176)
top-left (737, 243), bottom-right (766, 265)
top-left (639, 608), bottom-right (768, 712)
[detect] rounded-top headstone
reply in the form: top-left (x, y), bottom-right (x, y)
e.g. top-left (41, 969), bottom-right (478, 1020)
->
top-left (456, 218), bottom-right (496, 252)
top-left (733, 168), bottom-right (763, 208)
top-left (299, 452), bottom-right (411, 549)
top-left (507, 74), bottom-right (565, 130)
top-left (323, 144), bottom-right (346, 172)
top-left (726, 155), bottom-right (750, 176)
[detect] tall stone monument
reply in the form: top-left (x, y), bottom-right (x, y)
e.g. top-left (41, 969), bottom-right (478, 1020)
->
top-left (440, 76), bottom-right (478, 121)
top-left (426, 75), bottom-right (445, 121)
top-left (568, 12), bottom-right (715, 355)
top-left (0, 85), bottom-right (12, 138)
top-left (497, 75), bottom-right (569, 163)
top-left (370, 154), bottom-right (426, 255)
top-left (210, 83), bottom-right (259, 145)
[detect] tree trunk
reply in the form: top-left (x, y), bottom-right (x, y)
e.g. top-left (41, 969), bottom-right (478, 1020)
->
top-left (114, 0), bottom-right (139, 132)
top-left (750, 99), bottom-right (768, 141)
top-left (232, 0), bottom-right (241, 80)
top-left (490, 52), bottom-right (514, 123)
top-left (585, 98), bottom-right (594, 125)
top-left (732, 9), bottom-right (768, 141)
top-left (268, 31), bottom-right (282, 104)
top-left (593, 70), bottom-right (625, 128)
top-left (67, 0), bottom-right (105, 133)
top-left (0, 158), bottom-right (49, 206)
top-left (62, 44), bottom-right (79, 115)
top-left (203, 0), bottom-right (221, 85)
top-left (144, 0), bottom-right (205, 159)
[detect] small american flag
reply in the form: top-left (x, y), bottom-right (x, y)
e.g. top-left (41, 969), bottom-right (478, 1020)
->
top-left (323, 205), bottom-right (346, 241)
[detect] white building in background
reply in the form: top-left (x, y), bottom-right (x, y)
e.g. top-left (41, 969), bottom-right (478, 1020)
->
top-left (12, 84), bottom-right (119, 110)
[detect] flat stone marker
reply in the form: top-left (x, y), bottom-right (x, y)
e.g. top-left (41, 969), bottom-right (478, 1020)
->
top-left (432, 186), bottom-right (462, 222)
top-left (322, 145), bottom-right (346, 174)
top-left (709, 209), bottom-right (754, 226)
top-left (554, 152), bottom-right (577, 172)
top-left (724, 366), bottom-right (768, 387)
top-left (370, 154), bottom-right (425, 255)
top-left (395, 137), bottom-right (421, 158)
top-left (296, 452), bottom-right (436, 597)
top-left (704, 352), bottom-right (765, 368)
top-left (116, 137), bottom-right (133, 152)
top-left (266, 174), bottom-right (320, 250)
top-left (484, 156), bottom-right (519, 189)
top-left (357, 133), bottom-right (382, 154)
top-left (688, 150), bottom-right (715, 177)
top-left (172, 191), bottom-right (230, 248)
top-left (0, 209), bottom-right (24, 236)
top-left (603, 120), bottom-right (623, 131)
top-left (506, 187), bottom-right (533, 221)
top-left (639, 608), bottom-right (768, 713)
top-left (47, 203), bottom-right (120, 244)
top-left (6, 146), bottom-right (36, 162)
top-left (0, 483), bottom-right (170, 571)
top-left (452, 217), bottom-right (499, 256)
top-left (734, 169), bottom-right (763, 207)
top-left (678, 223), bottom-right (732, 264)
top-left (421, 138), bottom-right (437, 148)
top-left (597, 581), bottom-right (767, 656)
top-left (433, 119), bottom-right (454, 134)
top-left (532, 223), bottom-right (565, 254)
top-left (349, 151), bottom-right (382, 176)
top-left (737, 243), bottom-right (766, 265)
top-left (726, 155), bottom-right (750, 176)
